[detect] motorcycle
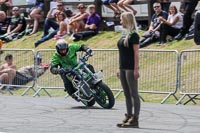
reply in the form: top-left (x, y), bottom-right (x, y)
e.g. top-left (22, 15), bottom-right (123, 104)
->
top-left (64, 52), bottom-right (115, 109)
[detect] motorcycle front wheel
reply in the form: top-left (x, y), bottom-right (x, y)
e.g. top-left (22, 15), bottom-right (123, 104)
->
top-left (94, 82), bottom-right (115, 109)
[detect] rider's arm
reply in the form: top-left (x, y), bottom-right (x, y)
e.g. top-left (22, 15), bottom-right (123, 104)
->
top-left (79, 44), bottom-right (89, 52)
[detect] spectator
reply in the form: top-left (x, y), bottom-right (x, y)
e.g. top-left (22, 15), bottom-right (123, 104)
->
top-left (54, 11), bottom-right (69, 40)
top-left (102, 0), bottom-right (121, 17)
top-left (0, 54), bottom-right (16, 85)
top-left (29, 0), bottom-right (45, 35)
top-left (0, 11), bottom-right (11, 35)
top-left (140, 2), bottom-right (168, 48)
top-left (34, 1), bottom-right (72, 47)
top-left (174, 0), bottom-right (200, 41)
top-left (68, 3), bottom-right (89, 33)
top-left (0, 0), bottom-right (12, 16)
top-left (157, 0), bottom-right (171, 13)
top-left (0, 7), bottom-right (26, 42)
top-left (158, 5), bottom-right (183, 45)
top-left (72, 4), bottom-right (101, 41)
top-left (117, 0), bottom-right (137, 15)
top-left (17, 55), bottom-right (49, 81)
top-left (116, 12), bottom-right (140, 128)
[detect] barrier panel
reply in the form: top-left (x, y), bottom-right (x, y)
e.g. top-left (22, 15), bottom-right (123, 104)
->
top-left (139, 50), bottom-right (179, 103)
top-left (176, 50), bottom-right (200, 105)
top-left (0, 49), bottom-right (35, 95)
top-left (33, 50), bottom-right (66, 97)
top-left (32, 49), bottom-right (179, 103)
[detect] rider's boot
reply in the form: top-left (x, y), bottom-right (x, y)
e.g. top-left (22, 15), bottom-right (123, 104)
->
top-left (71, 94), bottom-right (80, 102)
top-left (116, 114), bottom-right (132, 127)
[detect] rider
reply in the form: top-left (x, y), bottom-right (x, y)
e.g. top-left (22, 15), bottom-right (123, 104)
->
top-left (50, 39), bottom-right (94, 98)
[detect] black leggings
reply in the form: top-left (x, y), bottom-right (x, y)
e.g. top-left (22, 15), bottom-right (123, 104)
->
top-left (120, 69), bottom-right (140, 117)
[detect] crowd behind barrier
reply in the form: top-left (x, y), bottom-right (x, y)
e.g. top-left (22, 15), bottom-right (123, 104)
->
top-left (0, 49), bottom-right (200, 105)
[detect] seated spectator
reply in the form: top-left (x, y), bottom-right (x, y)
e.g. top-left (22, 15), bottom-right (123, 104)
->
top-left (72, 4), bottom-right (101, 41)
top-left (0, 11), bottom-right (11, 35)
top-left (34, 1), bottom-right (73, 47)
top-left (54, 11), bottom-right (69, 40)
top-left (140, 2), bottom-right (168, 48)
top-left (117, 0), bottom-right (137, 15)
top-left (0, 7), bottom-right (26, 42)
top-left (0, 0), bottom-right (12, 16)
top-left (102, 0), bottom-right (121, 17)
top-left (0, 54), bottom-right (16, 85)
top-left (29, 0), bottom-right (45, 35)
top-left (68, 3), bottom-right (89, 33)
top-left (17, 55), bottom-right (49, 82)
top-left (158, 5), bottom-right (183, 45)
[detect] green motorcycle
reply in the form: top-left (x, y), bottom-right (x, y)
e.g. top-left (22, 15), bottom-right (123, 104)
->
top-left (64, 53), bottom-right (115, 109)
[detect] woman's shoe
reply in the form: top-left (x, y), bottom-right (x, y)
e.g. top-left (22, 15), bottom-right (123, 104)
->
top-left (119, 115), bottom-right (139, 128)
top-left (116, 114), bottom-right (132, 127)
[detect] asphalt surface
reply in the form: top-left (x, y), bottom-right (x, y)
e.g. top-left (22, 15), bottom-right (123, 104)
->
top-left (0, 95), bottom-right (200, 133)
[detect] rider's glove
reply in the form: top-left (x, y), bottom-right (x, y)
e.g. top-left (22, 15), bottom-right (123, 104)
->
top-left (86, 48), bottom-right (93, 56)
top-left (58, 68), bottom-right (67, 75)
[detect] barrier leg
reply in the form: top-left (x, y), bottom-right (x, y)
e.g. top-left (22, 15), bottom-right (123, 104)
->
top-left (114, 89), bottom-right (123, 99)
top-left (139, 95), bottom-right (145, 102)
top-left (33, 88), bottom-right (42, 97)
top-left (21, 87), bottom-right (40, 96)
top-left (43, 89), bottom-right (52, 97)
top-left (6, 87), bottom-right (13, 95)
top-left (176, 94), bottom-right (186, 105)
top-left (161, 93), bottom-right (179, 104)
top-left (184, 95), bottom-right (197, 105)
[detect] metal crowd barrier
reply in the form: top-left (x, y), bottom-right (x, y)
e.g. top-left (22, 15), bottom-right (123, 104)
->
top-left (2, 49), bottom-right (200, 105)
top-left (0, 49), bottom-right (36, 95)
top-left (176, 50), bottom-right (200, 105)
top-left (32, 50), bottom-right (65, 97)
top-left (139, 50), bottom-right (179, 104)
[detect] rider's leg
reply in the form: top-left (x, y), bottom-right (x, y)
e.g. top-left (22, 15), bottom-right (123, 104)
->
top-left (60, 74), bottom-right (76, 96)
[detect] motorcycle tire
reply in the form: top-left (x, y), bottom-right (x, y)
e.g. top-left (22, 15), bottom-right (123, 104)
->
top-left (94, 82), bottom-right (115, 109)
top-left (81, 98), bottom-right (95, 107)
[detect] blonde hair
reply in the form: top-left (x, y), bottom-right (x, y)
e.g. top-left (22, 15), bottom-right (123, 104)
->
top-left (121, 12), bottom-right (138, 47)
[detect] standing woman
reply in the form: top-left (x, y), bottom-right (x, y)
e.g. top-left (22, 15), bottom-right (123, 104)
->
top-left (117, 12), bottom-right (140, 128)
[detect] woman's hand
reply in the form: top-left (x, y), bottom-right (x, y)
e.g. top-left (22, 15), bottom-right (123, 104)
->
top-left (134, 69), bottom-right (140, 80)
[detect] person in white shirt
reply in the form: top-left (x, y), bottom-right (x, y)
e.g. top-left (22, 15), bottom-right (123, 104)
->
top-left (158, 5), bottom-right (183, 45)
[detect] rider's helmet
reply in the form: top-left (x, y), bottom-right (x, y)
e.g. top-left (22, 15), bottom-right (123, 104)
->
top-left (56, 39), bottom-right (69, 56)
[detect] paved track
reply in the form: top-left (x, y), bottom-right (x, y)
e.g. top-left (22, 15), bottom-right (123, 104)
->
top-left (0, 95), bottom-right (199, 133)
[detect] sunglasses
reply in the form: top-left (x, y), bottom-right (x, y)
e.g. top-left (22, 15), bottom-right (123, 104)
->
top-left (12, 10), bottom-right (19, 12)
top-left (78, 7), bottom-right (84, 9)
top-left (154, 6), bottom-right (160, 9)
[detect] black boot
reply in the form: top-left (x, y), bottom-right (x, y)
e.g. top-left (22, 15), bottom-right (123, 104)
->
top-left (116, 114), bottom-right (132, 127)
top-left (118, 115), bottom-right (139, 128)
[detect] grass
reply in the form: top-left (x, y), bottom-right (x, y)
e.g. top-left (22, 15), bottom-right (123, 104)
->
top-left (1, 30), bottom-right (200, 104)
